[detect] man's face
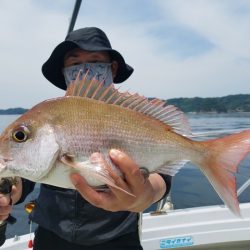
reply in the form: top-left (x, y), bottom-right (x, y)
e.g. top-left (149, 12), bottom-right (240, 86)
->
top-left (64, 48), bottom-right (118, 78)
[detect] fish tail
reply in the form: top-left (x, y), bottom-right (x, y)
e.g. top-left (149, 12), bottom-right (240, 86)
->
top-left (199, 129), bottom-right (250, 216)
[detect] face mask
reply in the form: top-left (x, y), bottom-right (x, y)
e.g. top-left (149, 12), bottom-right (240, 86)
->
top-left (63, 63), bottom-right (113, 87)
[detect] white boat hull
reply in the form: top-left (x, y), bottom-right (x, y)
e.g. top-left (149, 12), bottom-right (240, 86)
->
top-left (141, 202), bottom-right (250, 249)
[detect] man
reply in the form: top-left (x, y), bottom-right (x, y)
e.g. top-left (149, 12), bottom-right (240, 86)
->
top-left (0, 27), bottom-right (171, 250)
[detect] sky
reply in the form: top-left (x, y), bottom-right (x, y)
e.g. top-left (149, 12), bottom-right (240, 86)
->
top-left (0, 0), bottom-right (250, 109)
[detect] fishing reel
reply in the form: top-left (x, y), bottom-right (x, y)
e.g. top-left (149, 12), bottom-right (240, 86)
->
top-left (0, 177), bottom-right (18, 246)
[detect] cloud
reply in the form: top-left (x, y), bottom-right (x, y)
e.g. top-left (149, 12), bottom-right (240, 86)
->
top-left (116, 0), bottom-right (250, 99)
top-left (0, 0), bottom-right (68, 109)
top-left (161, 0), bottom-right (250, 58)
top-left (0, 0), bottom-right (249, 109)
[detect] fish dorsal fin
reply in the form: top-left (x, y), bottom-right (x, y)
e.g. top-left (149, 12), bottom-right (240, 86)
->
top-left (65, 71), bottom-right (191, 136)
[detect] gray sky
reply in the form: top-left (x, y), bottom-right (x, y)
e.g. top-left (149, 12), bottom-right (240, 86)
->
top-left (0, 0), bottom-right (250, 109)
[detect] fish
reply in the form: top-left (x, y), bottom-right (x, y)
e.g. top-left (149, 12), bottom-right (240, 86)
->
top-left (0, 73), bottom-right (250, 216)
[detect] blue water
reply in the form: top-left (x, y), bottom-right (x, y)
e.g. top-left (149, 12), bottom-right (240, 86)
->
top-left (0, 113), bottom-right (250, 238)
top-left (171, 113), bottom-right (250, 209)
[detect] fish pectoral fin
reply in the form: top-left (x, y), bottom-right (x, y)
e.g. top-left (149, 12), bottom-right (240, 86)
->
top-left (60, 154), bottom-right (135, 197)
top-left (60, 154), bottom-right (77, 167)
top-left (91, 171), bottom-right (135, 197)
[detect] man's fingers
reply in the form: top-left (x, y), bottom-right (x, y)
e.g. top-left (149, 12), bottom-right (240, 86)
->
top-left (0, 195), bottom-right (11, 206)
top-left (70, 173), bottom-right (107, 208)
top-left (0, 214), bottom-right (9, 221)
top-left (90, 152), bottom-right (131, 194)
top-left (70, 173), bottom-right (130, 211)
top-left (0, 205), bottom-right (11, 215)
top-left (109, 149), bottom-right (145, 187)
top-left (0, 203), bottom-right (12, 221)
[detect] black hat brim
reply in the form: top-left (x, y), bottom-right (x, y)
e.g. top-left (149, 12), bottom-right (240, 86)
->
top-left (42, 41), bottom-right (134, 90)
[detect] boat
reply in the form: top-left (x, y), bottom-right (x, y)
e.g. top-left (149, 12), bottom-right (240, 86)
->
top-left (2, 204), bottom-right (250, 249)
top-left (1, 177), bottom-right (249, 250)
top-left (141, 178), bottom-right (250, 250)
top-left (141, 203), bottom-right (250, 249)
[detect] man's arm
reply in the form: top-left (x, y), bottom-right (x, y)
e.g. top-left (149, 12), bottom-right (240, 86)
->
top-left (70, 149), bottom-right (171, 212)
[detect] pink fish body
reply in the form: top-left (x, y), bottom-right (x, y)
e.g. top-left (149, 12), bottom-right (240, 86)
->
top-left (0, 75), bottom-right (250, 216)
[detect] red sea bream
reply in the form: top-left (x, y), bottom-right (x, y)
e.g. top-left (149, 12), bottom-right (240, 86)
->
top-left (0, 74), bottom-right (250, 216)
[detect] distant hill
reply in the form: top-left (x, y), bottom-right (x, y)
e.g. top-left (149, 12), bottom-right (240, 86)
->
top-left (0, 108), bottom-right (28, 115)
top-left (1, 94), bottom-right (250, 114)
top-left (166, 94), bottom-right (250, 113)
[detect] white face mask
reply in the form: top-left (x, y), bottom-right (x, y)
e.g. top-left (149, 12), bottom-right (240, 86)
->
top-left (63, 63), bottom-right (113, 87)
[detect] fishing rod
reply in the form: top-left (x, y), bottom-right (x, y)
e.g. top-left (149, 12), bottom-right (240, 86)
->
top-left (67, 0), bottom-right (82, 36)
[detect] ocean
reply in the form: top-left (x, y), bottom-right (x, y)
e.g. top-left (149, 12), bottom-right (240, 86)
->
top-left (0, 113), bottom-right (250, 238)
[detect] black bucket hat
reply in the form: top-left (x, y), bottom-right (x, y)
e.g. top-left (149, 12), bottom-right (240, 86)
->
top-left (42, 27), bottom-right (134, 90)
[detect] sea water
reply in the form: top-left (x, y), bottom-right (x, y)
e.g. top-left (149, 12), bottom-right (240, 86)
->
top-left (0, 113), bottom-right (250, 238)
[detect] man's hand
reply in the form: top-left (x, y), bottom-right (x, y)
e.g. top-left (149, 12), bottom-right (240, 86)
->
top-left (0, 194), bottom-right (12, 221)
top-left (0, 177), bottom-right (22, 221)
top-left (70, 149), bottom-right (167, 212)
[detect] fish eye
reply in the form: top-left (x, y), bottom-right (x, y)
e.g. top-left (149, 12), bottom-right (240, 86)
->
top-left (12, 126), bottom-right (30, 143)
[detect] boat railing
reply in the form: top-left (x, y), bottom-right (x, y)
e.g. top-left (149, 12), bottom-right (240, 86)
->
top-left (155, 177), bottom-right (250, 214)
top-left (237, 178), bottom-right (250, 197)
